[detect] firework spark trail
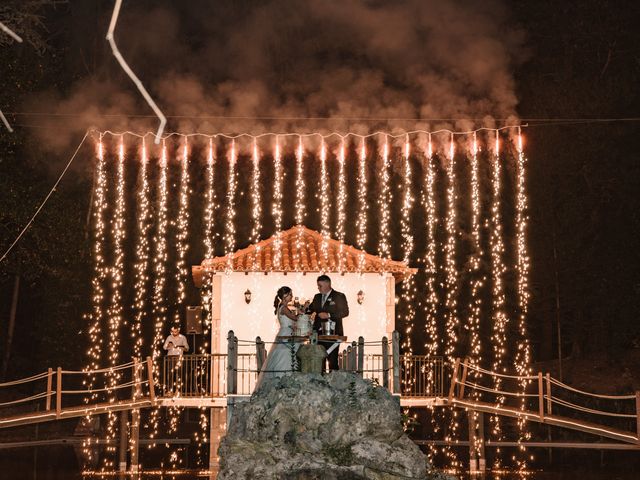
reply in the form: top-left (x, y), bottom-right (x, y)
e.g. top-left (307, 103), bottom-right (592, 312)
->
top-left (197, 139), bottom-right (216, 463)
top-left (421, 136), bottom-right (440, 462)
top-left (514, 128), bottom-right (532, 469)
top-left (204, 138), bottom-right (217, 259)
top-left (319, 140), bottom-right (330, 265)
top-left (335, 139), bottom-right (347, 271)
top-left (443, 134), bottom-right (461, 470)
top-left (423, 136), bottom-right (439, 360)
top-left (443, 135), bottom-right (459, 363)
top-left (490, 131), bottom-right (508, 467)
top-left (250, 138), bottom-right (262, 265)
top-left (356, 138), bottom-right (368, 271)
top-left (103, 139), bottom-right (127, 465)
top-left (148, 142), bottom-right (169, 446)
top-left (132, 140), bottom-right (150, 365)
top-left (377, 135), bottom-right (391, 262)
top-left (468, 132), bottom-right (485, 461)
top-left (400, 136), bottom-right (416, 355)
top-left (174, 140), bottom-right (190, 324)
top-left (167, 141), bottom-right (190, 456)
top-left (83, 139), bottom-right (108, 463)
top-left (224, 140), bottom-right (238, 273)
top-left (272, 137), bottom-right (283, 270)
top-left (295, 137), bottom-right (306, 268)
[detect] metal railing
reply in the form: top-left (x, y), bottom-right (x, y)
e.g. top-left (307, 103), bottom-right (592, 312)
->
top-left (400, 355), bottom-right (444, 397)
top-left (161, 334), bottom-right (445, 398)
top-left (161, 353), bottom-right (259, 397)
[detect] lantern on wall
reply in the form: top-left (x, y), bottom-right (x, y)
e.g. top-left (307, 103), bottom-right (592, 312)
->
top-left (244, 289), bottom-right (252, 304)
top-left (357, 290), bottom-right (365, 305)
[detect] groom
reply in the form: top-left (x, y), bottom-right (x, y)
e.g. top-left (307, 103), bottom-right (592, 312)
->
top-left (309, 274), bottom-right (349, 371)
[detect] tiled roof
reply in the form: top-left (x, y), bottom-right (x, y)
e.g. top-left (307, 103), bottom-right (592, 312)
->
top-left (192, 226), bottom-right (416, 287)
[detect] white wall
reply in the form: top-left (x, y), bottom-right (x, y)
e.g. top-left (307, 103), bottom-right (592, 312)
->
top-left (213, 272), bottom-right (393, 353)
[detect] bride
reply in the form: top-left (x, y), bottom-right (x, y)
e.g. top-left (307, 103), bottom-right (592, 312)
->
top-left (255, 286), bottom-right (303, 389)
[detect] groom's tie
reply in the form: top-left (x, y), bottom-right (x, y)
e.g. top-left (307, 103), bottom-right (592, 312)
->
top-left (321, 293), bottom-right (327, 307)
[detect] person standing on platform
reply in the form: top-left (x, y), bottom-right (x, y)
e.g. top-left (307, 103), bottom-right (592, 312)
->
top-left (163, 325), bottom-right (189, 394)
top-left (164, 325), bottom-right (189, 355)
top-left (309, 275), bottom-right (349, 371)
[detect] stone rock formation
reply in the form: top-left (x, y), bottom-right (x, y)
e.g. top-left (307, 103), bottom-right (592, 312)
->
top-left (218, 372), bottom-right (448, 479)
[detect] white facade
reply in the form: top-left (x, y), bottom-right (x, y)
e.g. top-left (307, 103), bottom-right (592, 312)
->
top-left (209, 271), bottom-right (395, 353)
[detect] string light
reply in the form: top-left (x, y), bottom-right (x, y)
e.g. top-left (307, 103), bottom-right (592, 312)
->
top-left (224, 140), bottom-right (238, 273)
top-left (95, 126), bottom-right (522, 142)
top-left (377, 135), bottom-right (391, 261)
top-left (356, 138), bottom-right (368, 271)
top-left (335, 139), bottom-right (347, 271)
top-left (272, 137), bottom-right (283, 270)
top-left (319, 139), bottom-right (330, 265)
top-left (490, 130), bottom-right (508, 467)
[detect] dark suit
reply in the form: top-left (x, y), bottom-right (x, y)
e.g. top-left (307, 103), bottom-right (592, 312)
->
top-left (309, 289), bottom-right (349, 370)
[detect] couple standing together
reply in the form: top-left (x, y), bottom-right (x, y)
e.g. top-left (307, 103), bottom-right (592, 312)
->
top-left (257, 275), bottom-right (349, 386)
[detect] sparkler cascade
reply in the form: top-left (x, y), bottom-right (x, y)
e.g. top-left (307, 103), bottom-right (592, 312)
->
top-left (86, 130), bottom-right (530, 470)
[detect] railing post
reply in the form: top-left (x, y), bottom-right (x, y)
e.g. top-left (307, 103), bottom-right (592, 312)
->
top-left (546, 373), bottom-right (552, 415)
top-left (357, 337), bottom-right (364, 376)
top-left (55, 367), bottom-right (62, 418)
top-left (458, 358), bottom-right (469, 400)
top-left (227, 330), bottom-right (237, 395)
top-left (130, 358), bottom-right (141, 474)
top-left (146, 356), bottom-right (156, 404)
top-left (346, 345), bottom-right (353, 372)
top-left (118, 409), bottom-right (128, 472)
top-left (538, 372), bottom-right (545, 421)
top-left (448, 358), bottom-right (460, 403)
top-left (381, 336), bottom-right (389, 389)
top-left (45, 368), bottom-right (53, 411)
top-left (256, 337), bottom-right (266, 374)
top-left (468, 410), bottom-right (478, 473)
top-left (350, 341), bottom-right (357, 371)
top-left (636, 391), bottom-right (640, 445)
top-left (477, 411), bottom-right (486, 473)
top-left (392, 331), bottom-right (400, 394)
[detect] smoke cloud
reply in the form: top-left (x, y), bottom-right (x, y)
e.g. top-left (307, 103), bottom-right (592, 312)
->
top-left (26, 0), bottom-right (526, 152)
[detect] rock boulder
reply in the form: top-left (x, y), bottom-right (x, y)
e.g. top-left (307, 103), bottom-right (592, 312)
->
top-left (218, 372), bottom-right (447, 479)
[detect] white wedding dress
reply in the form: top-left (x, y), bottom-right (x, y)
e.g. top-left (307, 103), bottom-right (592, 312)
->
top-left (255, 306), bottom-right (301, 389)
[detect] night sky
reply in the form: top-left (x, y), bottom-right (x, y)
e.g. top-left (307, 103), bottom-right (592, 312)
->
top-left (1, 0), bottom-right (639, 389)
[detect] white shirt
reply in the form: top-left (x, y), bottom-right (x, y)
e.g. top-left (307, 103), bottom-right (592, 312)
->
top-left (321, 289), bottom-right (333, 307)
top-left (163, 333), bottom-right (189, 356)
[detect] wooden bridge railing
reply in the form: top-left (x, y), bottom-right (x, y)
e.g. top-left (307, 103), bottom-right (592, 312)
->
top-left (0, 357), bottom-right (156, 428)
top-left (449, 357), bottom-right (640, 444)
top-left (3, 335), bottom-right (637, 444)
